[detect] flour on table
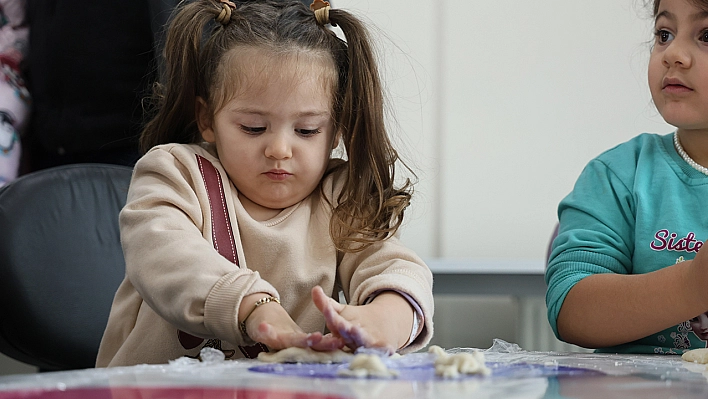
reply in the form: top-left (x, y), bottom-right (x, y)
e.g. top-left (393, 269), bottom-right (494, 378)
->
top-left (257, 347), bottom-right (353, 364)
top-left (337, 354), bottom-right (399, 378)
top-left (428, 345), bottom-right (491, 378)
top-left (682, 348), bottom-right (708, 364)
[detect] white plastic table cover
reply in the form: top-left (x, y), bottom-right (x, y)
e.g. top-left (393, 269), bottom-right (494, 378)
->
top-left (1, 340), bottom-right (707, 399)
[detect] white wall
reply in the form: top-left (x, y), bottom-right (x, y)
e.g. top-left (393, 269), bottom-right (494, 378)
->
top-left (334, 0), bottom-right (673, 261)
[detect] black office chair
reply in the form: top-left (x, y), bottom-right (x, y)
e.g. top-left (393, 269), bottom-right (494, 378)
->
top-left (0, 164), bottom-right (132, 371)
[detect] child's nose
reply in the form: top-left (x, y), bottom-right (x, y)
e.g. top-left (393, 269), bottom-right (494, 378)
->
top-left (265, 132), bottom-right (292, 160)
top-left (663, 39), bottom-right (692, 68)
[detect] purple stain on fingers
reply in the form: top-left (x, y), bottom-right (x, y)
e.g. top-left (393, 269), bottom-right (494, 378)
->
top-left (340, 328), bottom-right (354, 343)
top-left (350, 326), bottom-right (367, 348)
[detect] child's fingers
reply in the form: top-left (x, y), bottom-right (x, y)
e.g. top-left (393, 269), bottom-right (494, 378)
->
top-left (254, 323), bottom-right (323, 350)
top-left (253, 321), bottom-right (278, 346)
top-left (310, 333), bottom-right (345, 351)
top-left (343, 323), bottom-right (373, 349)
top-left (311, 286), bottom-right (348, 325)
top-left (312, 285), bottom-right (351, 339)
top-left (347, 324), bottom-right (366, 347)
top-left (311, 285), bottom-right (345, 314)
top-left (322, 309), bottom-right (365, 349)
top-left (299, 332), bottom-right (323, 347)
top-left (311, 285), bottom-right (387, 351)
top-left (348, 324), bottom-right (393, 353)
top-left (325, 314), bottom-right (394, 353)
top-left (321, 300), bottom-right (351, 337)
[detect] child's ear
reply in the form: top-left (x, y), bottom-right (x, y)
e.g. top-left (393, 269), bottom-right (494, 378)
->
top-left (195, 97), bottom-right (216, 143)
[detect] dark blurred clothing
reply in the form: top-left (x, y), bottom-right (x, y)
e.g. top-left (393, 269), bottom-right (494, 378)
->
top-left (22, 0), bottom-right (156, 171)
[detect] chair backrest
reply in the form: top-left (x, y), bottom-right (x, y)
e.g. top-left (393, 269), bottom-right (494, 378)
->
top-left (0, 163), bottom-right (132, 371)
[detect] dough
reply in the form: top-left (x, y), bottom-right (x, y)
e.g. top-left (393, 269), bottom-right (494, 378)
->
top-left (257, 347), bottom-right (353, 364)
top-left (683, 348), bottom-right (708, 364)
top-left (428, 345), bottom-right (447, 358)
top-left (428, 345), bottom-right (491, 378)
top-left (337, 354), bottom-right (399, 378)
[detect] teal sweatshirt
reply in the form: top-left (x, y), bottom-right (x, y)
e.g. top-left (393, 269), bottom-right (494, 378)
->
top-left (546, 133), bottom-right (708, 354)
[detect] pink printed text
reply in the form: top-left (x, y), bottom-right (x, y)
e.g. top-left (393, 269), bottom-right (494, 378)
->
top-left (650, 230), bottom-right (703, 253)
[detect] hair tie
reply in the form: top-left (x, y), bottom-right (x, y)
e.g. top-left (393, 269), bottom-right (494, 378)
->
top-left (216, 0), bottom-right (236, 26)
top-left (310, 0), bottom-right (331, 26)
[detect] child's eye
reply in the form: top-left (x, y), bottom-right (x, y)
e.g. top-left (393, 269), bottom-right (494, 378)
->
top-left (700, 30), bottom-right (708, 42)
top-left (654, 29), bottom-right (674, 44)
top-left (296, 128), bottom-right (321, 136)
top-left (240, 125), bottom-right (266, 134)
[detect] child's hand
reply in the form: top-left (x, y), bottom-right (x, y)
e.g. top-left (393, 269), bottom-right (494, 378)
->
top-left (240, 293), bottom-right (344, 351)
top-left (686, 241), bottom-right (708, 310)
top-left (311, 286), bottom-right (414, 354)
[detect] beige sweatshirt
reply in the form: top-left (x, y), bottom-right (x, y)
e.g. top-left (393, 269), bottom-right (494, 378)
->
top-left (96, 143), bottom-right (434, 367)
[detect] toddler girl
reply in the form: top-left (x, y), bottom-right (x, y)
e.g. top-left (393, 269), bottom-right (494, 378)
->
top-left (96, 0), bottom-right (433, 366)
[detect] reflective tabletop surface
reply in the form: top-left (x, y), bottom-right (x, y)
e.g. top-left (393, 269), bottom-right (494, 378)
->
top-left (1, 340), bottom-right (707, 399)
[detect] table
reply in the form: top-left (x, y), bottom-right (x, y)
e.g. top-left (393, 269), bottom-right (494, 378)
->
top-left (1, 341), bottom-right (707, 399)
top-left (427, 259), bottom-right (546, 296)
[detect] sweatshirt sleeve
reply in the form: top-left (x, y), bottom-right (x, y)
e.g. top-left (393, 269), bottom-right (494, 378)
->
top-left (120, 146), bottom-right (278, 346)
top-left (545, 158), bottom-right (636, 340)
top-left (337, 234), bottom-right (434, 353)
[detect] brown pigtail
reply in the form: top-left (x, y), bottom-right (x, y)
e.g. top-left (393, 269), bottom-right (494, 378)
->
top-left (140, 0), bottom-right (235, 152)
top-left (327, 9), bottom-right (414, 252)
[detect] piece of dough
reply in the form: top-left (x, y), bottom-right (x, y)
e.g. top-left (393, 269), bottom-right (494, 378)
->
top-left (683, 348), bottom-right (708, 364)
top-left (337, 354), bottom-right (399, 378)
top-left (428, 345), bottom-right (447, 357)
top-left (428, 345), bottom-right (491, 378)
top-left (257, 347), bottom-right (353, 364)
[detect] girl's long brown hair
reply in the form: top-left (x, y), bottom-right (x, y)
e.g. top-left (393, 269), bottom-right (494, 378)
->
top-left (141, 0), bottom-right (413, 252)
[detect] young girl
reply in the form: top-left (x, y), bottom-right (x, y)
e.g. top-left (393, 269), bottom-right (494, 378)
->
top-left (96, 0), bottom-right (433, 367)
top-left (546, 0), bottom-right (708, 354)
